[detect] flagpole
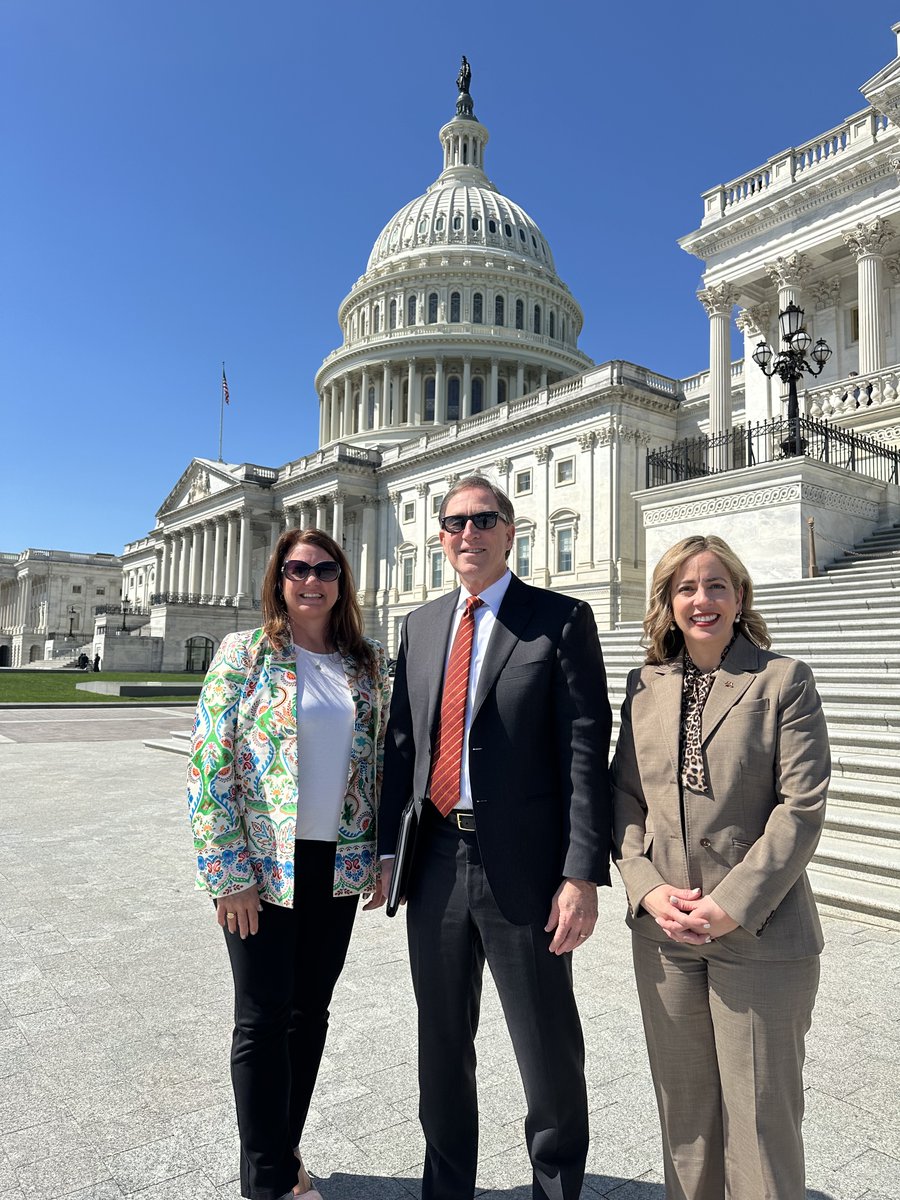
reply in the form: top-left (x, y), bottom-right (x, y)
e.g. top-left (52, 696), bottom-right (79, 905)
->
top-left (218, 362), bottom-right (226, 462)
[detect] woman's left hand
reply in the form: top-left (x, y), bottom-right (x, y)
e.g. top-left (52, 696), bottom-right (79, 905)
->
top-left (660, 893), bottom-right (739, 944)
top-left (362, 877), bottom-right (386, 910)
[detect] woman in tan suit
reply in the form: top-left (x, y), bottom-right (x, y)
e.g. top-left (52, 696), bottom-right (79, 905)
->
top-left (612, 535), bottom-right (830, 1200)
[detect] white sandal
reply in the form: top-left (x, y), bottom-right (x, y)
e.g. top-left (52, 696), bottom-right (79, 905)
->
top-left (293, 1148), bottom-right (324, 1199)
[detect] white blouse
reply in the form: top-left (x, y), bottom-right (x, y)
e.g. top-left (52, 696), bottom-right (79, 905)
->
top-left (293, 646), bottom-right (355, 841)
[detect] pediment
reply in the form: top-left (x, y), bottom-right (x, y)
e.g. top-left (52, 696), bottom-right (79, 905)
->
top-left (156, 458), bottom-right (239, 519)
top-left (861, 56), bottom-right (900, 124)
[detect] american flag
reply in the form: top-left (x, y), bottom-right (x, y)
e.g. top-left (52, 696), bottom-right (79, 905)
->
top-left (222, 369), bottom-right (230, 405)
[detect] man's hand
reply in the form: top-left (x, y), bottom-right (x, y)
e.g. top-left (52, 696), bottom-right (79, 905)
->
top-left (376, 858), bottom-right (398, 909)
top-left (216, 885), bottom-right (263, 939)
top-left (545, 878), bottom-right (598, 954)
top-left (363, 875), bottom-right (386, 911)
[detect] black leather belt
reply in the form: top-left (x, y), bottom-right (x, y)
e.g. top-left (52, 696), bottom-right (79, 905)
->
top-left (448, 810), bottom-right (476, 832)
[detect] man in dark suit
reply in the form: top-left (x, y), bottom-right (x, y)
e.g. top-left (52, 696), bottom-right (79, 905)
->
top-left (379, 475), bottom-right (612, 1200)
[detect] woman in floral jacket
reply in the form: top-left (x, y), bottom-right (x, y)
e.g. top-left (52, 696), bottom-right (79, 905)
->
top-left (188, 527), bottom-right (390, 1200)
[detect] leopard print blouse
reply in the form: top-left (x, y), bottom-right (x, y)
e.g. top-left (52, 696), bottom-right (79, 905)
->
top-left (678, 633), bottom-right (738, 793)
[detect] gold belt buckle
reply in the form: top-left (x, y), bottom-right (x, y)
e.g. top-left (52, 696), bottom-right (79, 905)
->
top-left (453, 810), bottom-right (476, 832)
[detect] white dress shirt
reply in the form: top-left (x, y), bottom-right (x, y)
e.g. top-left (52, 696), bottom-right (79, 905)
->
top-left (445, 569), bottom-right (512, 811)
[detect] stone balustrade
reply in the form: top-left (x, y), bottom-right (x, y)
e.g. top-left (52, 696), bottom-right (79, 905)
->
top-left (807, 366), bottom-right (900, 421)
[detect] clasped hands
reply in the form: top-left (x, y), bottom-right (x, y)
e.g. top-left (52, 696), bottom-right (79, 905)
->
top-left (641, 884), bottom-right (738, 945)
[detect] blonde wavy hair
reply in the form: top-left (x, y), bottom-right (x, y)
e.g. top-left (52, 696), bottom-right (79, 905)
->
top-left (642, 534), bottom-right (771, 665)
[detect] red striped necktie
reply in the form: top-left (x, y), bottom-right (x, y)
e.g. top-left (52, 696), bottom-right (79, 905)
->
top-left (430, 595), bottom-right (483, 817)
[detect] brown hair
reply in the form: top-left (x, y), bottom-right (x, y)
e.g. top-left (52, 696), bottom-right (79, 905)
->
top-left (261, 527), bottom-right (377, 678)
top-left (642, 534), bottom-right (771, 665)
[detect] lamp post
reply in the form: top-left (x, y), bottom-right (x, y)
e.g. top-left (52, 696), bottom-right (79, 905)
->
top-left (120, 598), bottom-right (131, 631)
top-left (67, 606), bottom-right (77, 638)
top-left (752, 303), bottom-right (832, 457)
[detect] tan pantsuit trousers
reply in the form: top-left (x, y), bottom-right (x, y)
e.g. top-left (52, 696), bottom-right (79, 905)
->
top-left (632, 932), bottom-right (819, 1200)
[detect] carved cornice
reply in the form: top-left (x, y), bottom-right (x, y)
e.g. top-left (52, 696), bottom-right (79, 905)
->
top-left (416, 483), bottom-right (428, 496)
top-left (764, 252), bottom-right (812, 290)
top-left (645, 482), bottom-right (880, 526)
top-left (577, 432), bottom-right (596, 451)
top-left (495, 457), bottom-right (511, 474)
top-left (842, 217), bottom-right (895, 258)
top-left (535, 446), bottom-right (551, 463)
top-left (697, 283), bottom-right (735, 318)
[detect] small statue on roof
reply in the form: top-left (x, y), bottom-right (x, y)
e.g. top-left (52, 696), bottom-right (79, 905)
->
top-left (456, 56), bottom-right (471, 96)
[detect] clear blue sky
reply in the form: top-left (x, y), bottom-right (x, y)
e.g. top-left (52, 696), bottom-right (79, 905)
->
top-left (3, 1), bottom-right (897, 553)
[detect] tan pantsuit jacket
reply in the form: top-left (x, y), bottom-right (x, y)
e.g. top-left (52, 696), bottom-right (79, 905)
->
top-left (613, 633), bottom-right (829, 957)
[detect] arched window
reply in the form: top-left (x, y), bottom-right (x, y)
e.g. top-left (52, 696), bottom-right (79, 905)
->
top-left (418, 217), bottom-right (428, 233)
top-left (497, 378), bottom-right (507, 405)
top-left (407, 295), bottom-right (417, 325)
top-left (447, 376), bottom-right (461, 422)
top-left (450, 292), bottom-right (461, 323)
top-left (389, 299), bottom-right (397, 330)
top-left (435, 215), bottom-right (445, 232)
top-left (471, 216), bottom-right (480, 232)
top-left (519, 229), bottom-right (526, 242)
top-left (462, 142), bottom-right (468, 164)
top-left (424, 377), bottom-right (436, 421)
top-left (401, 381), bottom-right (409, 423)
top-left (471, 377), bottom-right (484, 415)
top-left (473, 292), bottom-right (483, 324)
top-left (373, 305), bottom-right (381, 333)
top-left (452, 214), bottom-right (462, 231)
top-left (549, 311), bottom-right (556, 339)
top-left (425, 292), bottom-right (437, 324)
top-left (505, 223), bottom-right (512, 237)
top-left (488, 218), bottom-right (497, 233)
top-left (29, 644), bottom-right (41, 663)
top-left (533, 304), bottom-right (542, 335)
top-left (515, 299), bottom-right (524, 330)
top-left (186, 636), bottom-right (214, 673)
top-left (494, 295), bottom-right (504, 326)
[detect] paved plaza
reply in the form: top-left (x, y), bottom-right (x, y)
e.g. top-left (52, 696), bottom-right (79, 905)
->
top-left (0, 706), bottom-right (897, 1200)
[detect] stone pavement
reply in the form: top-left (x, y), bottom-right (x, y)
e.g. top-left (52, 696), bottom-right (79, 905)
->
top-left (0, 709), bottom-right (897, 1200)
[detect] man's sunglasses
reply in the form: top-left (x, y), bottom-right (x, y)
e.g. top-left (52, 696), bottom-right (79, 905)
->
top-left (439, 511), bottom-right (508, 534)
top-left (281, 559), bottom-right (342, 583)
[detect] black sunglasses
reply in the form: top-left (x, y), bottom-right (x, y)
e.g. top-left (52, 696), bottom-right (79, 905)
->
top-left (282, 559), bottom-right (342, 583)
top-left (439, 510), bottom-right (508, 534)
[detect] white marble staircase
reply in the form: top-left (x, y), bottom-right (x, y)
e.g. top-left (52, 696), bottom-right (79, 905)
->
top-left (602, 523), bottom-right (900, 924)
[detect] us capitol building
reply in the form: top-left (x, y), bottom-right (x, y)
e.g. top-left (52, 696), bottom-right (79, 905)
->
top-left (4, 32), bottom-right (900, 671)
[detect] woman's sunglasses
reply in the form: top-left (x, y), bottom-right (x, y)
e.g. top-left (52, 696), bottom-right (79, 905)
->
top-left (439, 510), bottom-right (508, 534)
top-left (281, 559), bottom-right (342, 583)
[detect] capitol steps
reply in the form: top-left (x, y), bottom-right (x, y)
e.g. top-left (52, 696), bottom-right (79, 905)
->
top-left (601, 522), bottom-right (900, 924)
top-left (144, 727), bottom-right (192, 757)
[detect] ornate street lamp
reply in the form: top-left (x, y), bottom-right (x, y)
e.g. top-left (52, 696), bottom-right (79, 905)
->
top-left (67, 606), bottom-right (77, 637)
top-left (752, 303), bottom-right (832, 456)
top-left (121, 598), bottom-right (131, 631)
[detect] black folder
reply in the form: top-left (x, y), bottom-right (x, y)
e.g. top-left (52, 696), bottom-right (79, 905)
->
top-left (386, 796), bottom-right (420, 918)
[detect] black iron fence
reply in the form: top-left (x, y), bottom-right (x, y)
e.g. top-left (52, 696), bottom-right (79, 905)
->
top-left (646, 415), bottom-right (900, 488)
top-left (94, 604), bottom-right (151, 617)
top-left (150, 592), bottom-right (261, 609)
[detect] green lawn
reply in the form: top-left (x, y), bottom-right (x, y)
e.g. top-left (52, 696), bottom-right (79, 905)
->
top-left (0, 670), bottom-right (203, 704)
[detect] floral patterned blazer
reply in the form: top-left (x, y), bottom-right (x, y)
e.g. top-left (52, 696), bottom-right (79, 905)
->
top-left (187, 627), bottom-right (390, 906)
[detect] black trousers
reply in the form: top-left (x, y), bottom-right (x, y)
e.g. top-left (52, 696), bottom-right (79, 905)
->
top-left (407, 811), bottom-right (589, 1200)
top-left (222, 840), bottom-right (360, 1200)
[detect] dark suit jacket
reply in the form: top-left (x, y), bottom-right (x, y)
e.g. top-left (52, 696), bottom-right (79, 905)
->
top-left (612, 633), bottom-right (830, 960)
top-left (379, 573), bottom-right (613, 925)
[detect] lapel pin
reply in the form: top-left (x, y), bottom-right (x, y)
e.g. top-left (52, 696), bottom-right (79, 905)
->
top-left (724, 681), bottom-right (734, 688)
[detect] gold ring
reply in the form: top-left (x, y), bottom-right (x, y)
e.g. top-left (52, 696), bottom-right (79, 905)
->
top-left (578, 933), bottom-right (588, 939)
top-left (226, 912), bottom-right (237, 919)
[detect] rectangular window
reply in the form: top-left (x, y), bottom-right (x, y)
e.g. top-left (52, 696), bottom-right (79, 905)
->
top-left (430, 549), bottom-right (444, 590)
top-left (95, 588), bottom-right (105, 596)
top-left (402, 556), bottom-right (414, 593)
top-left (850, 307), bottom-right (860, 343)
top-left (515, 469), bottom-right (532, 496)
top-left (431, 492), bottom-right (444, 516)
top-left (515, 534), bottom-right (531, 578)
top-left (556, 528), bottom-right (574, 573)
top-left (556, 458), bottom-right (575, 485)
top-left (72, 585), bottom-right (82, 594)
top-left (402, 501), bottom-right (415, 523)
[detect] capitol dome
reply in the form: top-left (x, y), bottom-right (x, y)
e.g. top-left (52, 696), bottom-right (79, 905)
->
top-left (315, 62), bottom-right (593, 449)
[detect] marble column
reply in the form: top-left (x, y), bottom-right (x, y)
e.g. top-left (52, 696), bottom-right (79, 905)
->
top-left (516, 362), bottom-right (524, 399)
top-left (330, 383), bottom-right (341, 442)
top-left (200, 522), bottom-right (213, 599)
top-left (188, 527), bottom-right (201, 596)
top-left (462, 357), bottom-right (472, 419)
top-left (578, 432), bottom-right (597, 568)
top-left (211, 519), bottom-right (224, 598)
top-left (843, 219), bottom-right (894, 374)
top-left (490, 357), bottom-right (498, 407)
top-left (392, 367), bottom-right (403, 425)
top-left (225, 514), bottom-right (238, 598)
top-left (158, 539), bottom-right (170, 596)
top-left (735, 305), bottom-right (774, 423)
top-left (698, 282), bottom-right (736, 468)
top-left (236, 511), bottom-right (252, 602)
top-left (332, 492), bottom-right (345, 543)
top-left (177, 532), bottom-right (190, 594)
top-left (343, 376), bottom-right (353, 439)
top-left (268, 515), bottom-right (282, 558)
top-left (381, 362), bottom-right (390, 428)
top-left (434, 357), bottom-right (445, 423)
top-left (360, 367), bottom-right (370, 431)
top-left (539, 367), bottom-right (548, 392)
top-left (534, 447), bottom-right (551, 588)
top-left (360, 497), bottom-right (378, 606)
top-left (764, 251), bottom-right (812, 318)
top-left (408, 359), bottom-right (419, 424)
